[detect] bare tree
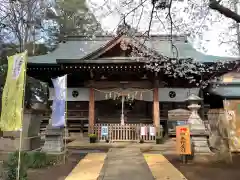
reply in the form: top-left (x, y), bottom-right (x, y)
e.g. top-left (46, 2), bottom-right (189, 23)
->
top-left (0, 0), bottom-right (58, 54)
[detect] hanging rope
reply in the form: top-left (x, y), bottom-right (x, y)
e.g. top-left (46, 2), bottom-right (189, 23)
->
top-left (93, 88), bottom-right (153, 100)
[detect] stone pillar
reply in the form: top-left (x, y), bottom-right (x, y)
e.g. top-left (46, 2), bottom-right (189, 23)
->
top-left (89, 88), bottom-right (95, 133)
top-left (153, 79), bottom-right (160, 127)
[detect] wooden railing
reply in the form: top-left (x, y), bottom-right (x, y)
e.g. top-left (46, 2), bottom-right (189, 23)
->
top-left (93, 123), bottom-right (163, 142)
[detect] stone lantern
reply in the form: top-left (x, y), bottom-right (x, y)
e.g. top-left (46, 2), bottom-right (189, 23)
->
top-left (186, 94), bottom-right (211, 153)
top-left (187, 94), bottom-right (204, 130)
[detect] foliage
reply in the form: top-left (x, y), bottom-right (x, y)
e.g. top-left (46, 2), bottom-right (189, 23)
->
top-left (87, 0), bottom-right (240, 88)
top-left (88, 0), bottom-right (240, 56)
top-left (0, 0), bottom-right (45, 51)
top-left (5, 151), bottom-right (28, 180)
top-left (0, 0), bottom-right (103, 55)
top-left (4, 151), bottom-right (61, 180)
top-left (27, 152), bottom-right (56, 169)
top-left (56, 0), bottom-right (103, 38)
top-left (88, 133), bottom-right (97, 138)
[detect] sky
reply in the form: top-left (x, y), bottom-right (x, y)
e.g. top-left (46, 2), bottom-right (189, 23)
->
top-left (87, 0), bottom-right (239, 57)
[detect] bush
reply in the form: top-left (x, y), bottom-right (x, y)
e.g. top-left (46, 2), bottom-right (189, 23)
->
top-left (5, 151), bottom-right (28, 180)
top-left (28, 152), bottom-right (49, 169)
top-left (88, 134), bottom-right (97, 138)
top-left (4, 151), bottom-right (61, 180)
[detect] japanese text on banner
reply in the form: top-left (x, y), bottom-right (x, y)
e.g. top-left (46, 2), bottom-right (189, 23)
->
top-left (0, 51), bottom-right (27, 131)
top-left (176, 125), bottom-right (191, 155)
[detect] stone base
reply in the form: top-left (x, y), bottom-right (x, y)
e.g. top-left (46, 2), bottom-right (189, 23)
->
top-left (192, 136), bottom-right (211, 153)
top-left (42, 137), bottom-right (64, 153)
top-left (42, 126), bottom-right (64, 153)
top-left (2, 131), bottom-right (21, 138)
top-left (0, 137), bottom-right (41, 151)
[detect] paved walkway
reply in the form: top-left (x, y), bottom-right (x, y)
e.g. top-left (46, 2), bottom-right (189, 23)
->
top-left (144, 154), bottom-right (187, 180)
top-left (65, 153), bottom-right (106, 180)
top-left (97, 148), bottom-right (155, 180)
top-left (65, 148), bottom-right (188, 180)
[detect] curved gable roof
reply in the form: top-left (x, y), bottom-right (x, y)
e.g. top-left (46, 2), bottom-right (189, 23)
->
top-left (28, 35), bottom-right (239, 64)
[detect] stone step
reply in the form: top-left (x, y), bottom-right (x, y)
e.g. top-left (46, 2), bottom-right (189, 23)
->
top-left (194, 146), bottom-right (212, 153)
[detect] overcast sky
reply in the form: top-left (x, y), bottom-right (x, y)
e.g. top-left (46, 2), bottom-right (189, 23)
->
top-left (87, 0), bottom-right (238, 57)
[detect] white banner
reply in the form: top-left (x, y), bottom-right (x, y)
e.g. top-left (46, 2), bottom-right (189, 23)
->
top-left (149, 127), bottom-right (155, 136)
top-left (141, 127), bottom-right (147, 136)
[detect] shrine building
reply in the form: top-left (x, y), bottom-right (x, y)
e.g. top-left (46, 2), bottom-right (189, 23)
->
top-left (27, 33), bottom-right (239, 137)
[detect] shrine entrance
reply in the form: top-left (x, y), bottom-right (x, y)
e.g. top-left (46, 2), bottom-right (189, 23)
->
top-left (94, 88), bottom-right (153, 125)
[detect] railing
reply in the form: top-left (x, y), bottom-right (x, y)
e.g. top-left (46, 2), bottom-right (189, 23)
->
top-left (93, 123), bottom-right (162, 142)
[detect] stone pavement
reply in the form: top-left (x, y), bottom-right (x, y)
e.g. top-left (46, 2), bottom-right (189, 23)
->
top-left (97, 148), bottom-right (155, 180)
top-left (65, 147), bottom-right (188, 180)
top-left (65, 153), bottom-right (106, 180)
top-left (144, 154), bottom-right (187, 180)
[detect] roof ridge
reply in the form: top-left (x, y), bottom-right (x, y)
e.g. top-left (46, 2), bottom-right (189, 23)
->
top-left (65, 34), bottom-right (189, 42)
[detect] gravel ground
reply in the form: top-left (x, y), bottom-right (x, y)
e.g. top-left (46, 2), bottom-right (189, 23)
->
top-left (166, 154), bottom-right (240, 180)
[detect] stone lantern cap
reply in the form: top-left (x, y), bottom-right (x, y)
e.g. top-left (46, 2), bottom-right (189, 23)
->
top-left (186, 94), bottom-right (202, 102)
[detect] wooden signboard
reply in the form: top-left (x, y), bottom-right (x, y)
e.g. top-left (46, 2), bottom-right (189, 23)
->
top-left (176, 125), bottom-right (191, 155)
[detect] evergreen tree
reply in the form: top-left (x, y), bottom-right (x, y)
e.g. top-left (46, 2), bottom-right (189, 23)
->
top-left (57, 0), bottom-right (103, 38)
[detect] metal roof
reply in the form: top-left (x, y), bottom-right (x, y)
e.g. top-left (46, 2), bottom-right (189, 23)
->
top-left (28, 35), bottom-right (239, 64)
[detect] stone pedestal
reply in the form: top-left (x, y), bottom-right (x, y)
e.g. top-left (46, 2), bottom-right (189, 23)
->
top-left (187, 94), bottom-right (211, 153)
top-left (42, 125), bottom-right (64, 153)
top-left (0, 111), bottom-right (41, 151)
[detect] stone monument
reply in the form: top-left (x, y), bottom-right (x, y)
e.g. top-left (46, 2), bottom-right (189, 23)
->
top-left (186, 94), bottom-right (211, 153)
top-left (0, 111), bottom-right (42, 151)
top-left (42, 124), bottom-right (64, 153)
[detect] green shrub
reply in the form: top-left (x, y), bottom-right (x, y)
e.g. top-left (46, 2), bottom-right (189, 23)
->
top-left (5, 151), bottom-right (61, 180)
top-left (88, 133), bottom-right (97, 138)
top-left (5, 151), bottom-right (29, 180)
top-left (28, 152), bottom-right (48, 169)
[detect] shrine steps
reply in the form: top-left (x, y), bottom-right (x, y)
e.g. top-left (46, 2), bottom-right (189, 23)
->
top-left (67, 138), bottom-right (178, 154)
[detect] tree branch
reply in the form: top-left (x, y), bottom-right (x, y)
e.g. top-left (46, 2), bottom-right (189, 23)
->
top-left (209, 0), bottom-right (240, 23)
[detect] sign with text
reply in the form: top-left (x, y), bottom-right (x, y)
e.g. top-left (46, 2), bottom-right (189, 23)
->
top-left (101, 126), bottom-right (108, 137)
top-left (176, 125), bottom-right (191, 155)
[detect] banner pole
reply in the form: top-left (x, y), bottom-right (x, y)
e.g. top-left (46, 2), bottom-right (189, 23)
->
top-left (17, 51), bottom-right (28, 180)
top-left (17, 129), bottom-right (23, 180)
top-left (64, 75), bottom-right (67, 164)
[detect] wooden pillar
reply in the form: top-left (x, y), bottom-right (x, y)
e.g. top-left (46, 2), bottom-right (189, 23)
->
top-left (153, 78), bottom-right (160, 127)
top-left (153, 88), bottom-right (160, 127)
top-left (89, 88), bottom-right (95, 133)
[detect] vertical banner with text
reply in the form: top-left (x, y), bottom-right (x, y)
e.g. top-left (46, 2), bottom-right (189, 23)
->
top-left (51, 75), bottom-right (67, 128)
top-left (0, 51), bottom-right (27, 131)
top-left (176, 125), bottom-right (191, 155)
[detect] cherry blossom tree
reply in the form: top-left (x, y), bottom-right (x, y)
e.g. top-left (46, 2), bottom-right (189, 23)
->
top-left (88, 0), bottom-right (239, 88)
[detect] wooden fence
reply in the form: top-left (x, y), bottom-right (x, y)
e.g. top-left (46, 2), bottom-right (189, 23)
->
top-left (93, 123), bottom-right (163, 142)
